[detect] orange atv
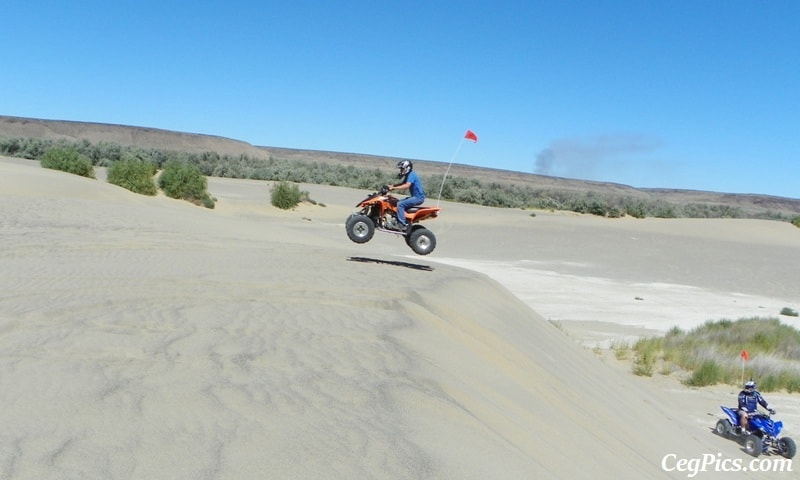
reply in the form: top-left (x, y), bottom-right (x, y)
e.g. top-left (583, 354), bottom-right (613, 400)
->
top-left (345, 186), bottom-right (440, 255)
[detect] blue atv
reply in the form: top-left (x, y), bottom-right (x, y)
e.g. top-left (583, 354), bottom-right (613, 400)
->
top-left (715, 406), bottom-right (796, 458)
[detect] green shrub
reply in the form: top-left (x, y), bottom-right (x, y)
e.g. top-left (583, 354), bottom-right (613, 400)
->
top-left (628, 317), bottom-right (800, 391)
top-left (611, 339), bottom-right (630, 360)
top-left (107, 158), bottom-right (157, 195)
top-left (786, 375), bottom-right (800, 394)
top-left (632, 337), bottom-right (662, 376)
top-left (780, 307), bottom-right (799, 317)
top-left (632, 349), bottom-right (655, 376)
top-left (758, 374), bottom-right (781, 393)
top-left (271, 181), bottom-right (302, 209)
top-left (624, 201), bottom-right (647, 219)
top-left (7, 137), bottom-right (799, 221)
top-left (587, 200), bottom-right (608, 217)
top-left (686, 360), bottom-right (724, 386)
top-left (40, 147), bottom-right (95, 178)
top-left (158, 161), bottom-right (215, 208)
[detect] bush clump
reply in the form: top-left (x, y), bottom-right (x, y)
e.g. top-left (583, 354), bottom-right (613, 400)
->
top-left (631, 317), bottom-right (800, 391)
top-left (686, 360), bottom-right (726, 387)
top-left (40, 147), bottom-right (95, 178)
top-left (158, 161), bottom-right (215, 208)
top-left (632, 348), bottom-right (656, 377)
top-left (107, 157), bottom-right (157, 195)
top-left (6, 137), bottom-right (798, 221)
top-left (780, 307), bottom-right (799, 317)
top-left (271, 181), bottom-right (302, 210)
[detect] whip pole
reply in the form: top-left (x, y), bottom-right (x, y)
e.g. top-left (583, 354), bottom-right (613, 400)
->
top-left (436, 138), bottom-right (465, 208)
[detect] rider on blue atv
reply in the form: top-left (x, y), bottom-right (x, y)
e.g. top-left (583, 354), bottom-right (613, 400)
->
top-left (739, 380), bottom-right (775, 433)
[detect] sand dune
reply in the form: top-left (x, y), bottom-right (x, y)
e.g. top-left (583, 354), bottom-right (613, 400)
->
top-left (0, 157), bottom-right (797, 479)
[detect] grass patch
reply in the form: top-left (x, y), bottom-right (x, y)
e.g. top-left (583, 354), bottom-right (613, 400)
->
top-left (631, 317), bottom-right (800, 391)
top-left (632, 337), bottom-right (661, 376)
top-left (610, 338), bottom-right (631, 360)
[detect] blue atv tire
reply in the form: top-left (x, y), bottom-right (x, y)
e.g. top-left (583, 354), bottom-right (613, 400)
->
top-left (715, 419), bottom-right (732, 437)
top-left (778, 437), bottom-right (796, 459)
top-left (744, 435), bottom-right (763, 457)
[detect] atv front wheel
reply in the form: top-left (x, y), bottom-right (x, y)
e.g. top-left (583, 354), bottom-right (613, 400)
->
top-left (744, 435), bottom-right (763, 457)
top-left (778, 437), bottom-right (796, 459)
top-left (346, 214), bottom-right (375, 244)
top-left (407, 227), bottom-right (436, 255)
top-left (715, 419), bottom-right (732, 437)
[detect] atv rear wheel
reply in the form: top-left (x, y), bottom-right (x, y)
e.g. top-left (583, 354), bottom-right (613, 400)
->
top-left (778, 437), bottom-right (796, 459)
top-left (346, 214), bottom-right (375, 244)
top-left (715, 419), bottom-right (732, 437)
top-left (744, 434), bottom-right (763, 457)
top-left (407, 227), bottom-right (436, 255)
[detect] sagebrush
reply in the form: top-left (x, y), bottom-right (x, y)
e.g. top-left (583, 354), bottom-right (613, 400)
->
top-left (158, 161), bottom-right (215, 208)
top-left (39, 147), bottom-right (94, 178)
top-left (5, 136), bottom-right (798, 221)
top-left (107, 157), bottom-right (157, 195)
top-left (271, 181), bottom-right (301, 209)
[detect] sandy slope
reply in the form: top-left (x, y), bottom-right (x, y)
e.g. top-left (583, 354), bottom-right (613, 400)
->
top-left (0, 157), bottom-right (797, 479)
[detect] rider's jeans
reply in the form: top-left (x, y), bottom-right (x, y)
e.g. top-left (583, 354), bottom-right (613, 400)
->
top-left (397, 196), bottom-right (424, 225)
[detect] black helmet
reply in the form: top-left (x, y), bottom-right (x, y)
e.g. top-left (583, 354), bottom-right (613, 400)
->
top-left (396, 159), bottom-right (412, 178)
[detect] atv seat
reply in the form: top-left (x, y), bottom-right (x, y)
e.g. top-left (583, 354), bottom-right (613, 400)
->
top-left (406, 205), bottom-right (436, 213)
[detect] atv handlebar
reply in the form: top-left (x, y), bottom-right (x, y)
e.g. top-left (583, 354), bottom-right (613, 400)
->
top-left (746, 408), bottom-right (776, 417)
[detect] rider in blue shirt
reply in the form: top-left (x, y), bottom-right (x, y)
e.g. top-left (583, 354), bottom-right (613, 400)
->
top-left (738, 380), bottom-right (774, 433)
top-left (387, 160), bottom-right (424, 232)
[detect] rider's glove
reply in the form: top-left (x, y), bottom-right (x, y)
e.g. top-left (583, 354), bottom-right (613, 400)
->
top-left (769, 408), bottom-right (776, 415)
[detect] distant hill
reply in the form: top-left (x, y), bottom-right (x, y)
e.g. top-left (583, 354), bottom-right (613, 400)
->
top-left (2, 115), bottom-right (799, 217)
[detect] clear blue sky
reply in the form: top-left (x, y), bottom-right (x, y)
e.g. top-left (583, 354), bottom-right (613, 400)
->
top-left (2, 1), bottom-right (798, 198)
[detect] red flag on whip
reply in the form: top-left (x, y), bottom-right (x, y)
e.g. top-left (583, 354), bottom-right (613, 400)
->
top-left (464, 129), bottom-right (478, 142)
top-left (740, 349), bottom-right (749, 385)
top-left (436, 129), bottom-right (478, 206)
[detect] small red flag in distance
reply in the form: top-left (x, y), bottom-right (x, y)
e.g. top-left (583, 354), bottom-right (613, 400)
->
top-left (740, 349), bottom-right (749, 361)
top-left (464, 130), bottom-right (478, 142)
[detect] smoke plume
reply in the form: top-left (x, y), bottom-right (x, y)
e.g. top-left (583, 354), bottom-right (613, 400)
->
top-left (533, 135), bottom-right (662, 180)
